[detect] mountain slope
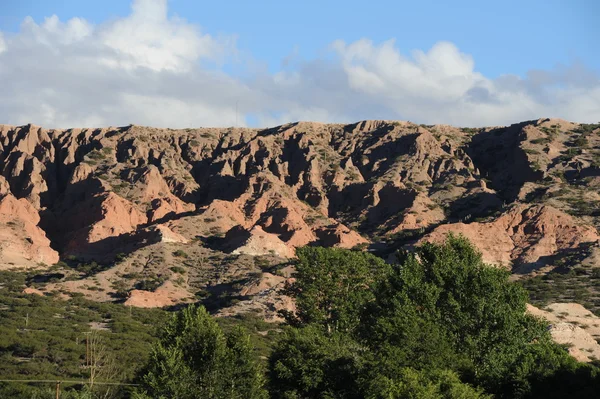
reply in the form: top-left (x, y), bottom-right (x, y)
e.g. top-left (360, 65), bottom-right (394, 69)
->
top-left (1, 118), bottom-right (599, 315)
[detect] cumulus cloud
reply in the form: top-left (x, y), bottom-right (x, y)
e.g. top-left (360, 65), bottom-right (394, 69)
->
top-left (0, 0), bottom-right (598, 128)
top-left (99, 0), bottom-right (230, 72)
top-left (0, 32), bottom-right (6, 54)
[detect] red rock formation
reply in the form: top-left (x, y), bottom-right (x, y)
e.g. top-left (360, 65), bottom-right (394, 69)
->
top-left (0, 119), bottom-right (597, 285)
top-left (227, 225), bottom-right (296, 258)
top-left (124, 281), bottom-right (192, 308)
top-left (0, 178), bottom-right (59, 268)
top-left (421, 204), bottom-right (599, 269)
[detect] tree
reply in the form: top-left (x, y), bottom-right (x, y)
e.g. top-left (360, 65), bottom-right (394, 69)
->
top-left (362, 235), bottom-right (571, 397)
top-left (268, 325), bottom-right (488, 399)
top-left (363, 368), bottom-right (490, 399)
top-left (270, 236), bottom-right (580, 398)
top-left (136, 305), bottom-right (267, 399)
top-left (86, 331), bottom-right (119, 399)
top-left (269, 325), bottom-right (366, 399)
top-left (284, 247), bottom-right (392, 334)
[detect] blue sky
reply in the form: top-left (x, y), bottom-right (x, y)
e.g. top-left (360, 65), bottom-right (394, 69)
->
top-left (0, 0), bottom-right (598, 128)
top-left (2, 0), bottom-right (598, 77)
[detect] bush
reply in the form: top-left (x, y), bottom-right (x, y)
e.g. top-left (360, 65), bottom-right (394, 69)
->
top-left (170, 266), bottom-right (186, 274)
top-left (136, 276), bottom-right (166, 291)
top-left (172, 249), bottom-right (189, 258)
top-left (574, 136), bottom-right (589, 148)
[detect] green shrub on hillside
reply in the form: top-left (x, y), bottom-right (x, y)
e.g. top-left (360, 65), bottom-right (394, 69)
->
top-left (0, 271), bottom-right (168, 397)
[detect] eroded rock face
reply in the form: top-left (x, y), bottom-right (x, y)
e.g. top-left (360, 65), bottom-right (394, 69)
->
top-left (228, 225), bottom-right (296, 258)
top-left (0, 176), bottom-right (58, 268)
top-left (124, 281), bottom-right (192, 308)
top-left (149, 224), bottom-right (189, 244)
top-left (315, 224), bottom-right (368, 249)
top-left (0, 119), bottom-right (598, 280)
top-left (62, 192), bottom-right (148, 256)
top-left (421, 204), bottom-right (599, 270)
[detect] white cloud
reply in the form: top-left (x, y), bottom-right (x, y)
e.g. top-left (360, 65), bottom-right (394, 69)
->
top-left (99, 0), bottom-right (225, 72)
top-left (325, 39), bottom-right (600, 125)
top-left (0, 0), bottom-right (598, 129)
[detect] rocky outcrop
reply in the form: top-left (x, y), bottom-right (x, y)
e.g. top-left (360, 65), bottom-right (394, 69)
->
top-left (0, 176), bottom-right (59, 268)
top-left (421, 204), bottom-right (599, 270)
top-left (149, 224), bottom-right (189, 244)
top-left (62, 192), bottom-right (148, 256)
top-left (0, 119), bottom-right (597, 280)
top-left (124, 281), bottom-right (192, 308)
top-left (315, 224), bottom-right (368, 249)
top-left (228, 225), bottom-right (296, 258)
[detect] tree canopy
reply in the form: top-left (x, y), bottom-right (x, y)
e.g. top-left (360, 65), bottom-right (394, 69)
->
top-left (269, 235), bottom-right (599, 398)
top-left (136, 305), bottom-right (267, 399)
top-left (283, 246), bottom-right (392, 334)
top-left (134, 235), bottom-right (600, 399)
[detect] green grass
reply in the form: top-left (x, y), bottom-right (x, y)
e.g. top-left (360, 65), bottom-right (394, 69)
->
top-left (0, 270), bottom-right (282, 398)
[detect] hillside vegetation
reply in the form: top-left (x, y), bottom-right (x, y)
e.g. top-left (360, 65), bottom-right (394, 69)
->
top-left (1, 238), bottom-right (600, 398)
top-left (1, 118), bottom-right (600, 396)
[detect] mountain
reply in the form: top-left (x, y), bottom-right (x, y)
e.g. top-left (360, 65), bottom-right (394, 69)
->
top-left (1, 118), bottom-right (599, 319)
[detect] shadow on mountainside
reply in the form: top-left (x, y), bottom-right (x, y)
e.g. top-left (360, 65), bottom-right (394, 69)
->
top-left (467, 122), bottom-right (544, 203)
top-left (513, 241), bottom-right (599, 275)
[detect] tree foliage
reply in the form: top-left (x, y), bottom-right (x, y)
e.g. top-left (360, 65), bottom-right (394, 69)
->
top-left (284, 246), bottom-right (392, 333)
top-left (269, 325), bottom-right (367, 399)
top-left (364, 235), bottom-right (560, 392)
top-left (136, 305), bottom-right (267, 399)
top-left (269, 235), bottom-right (600, 398)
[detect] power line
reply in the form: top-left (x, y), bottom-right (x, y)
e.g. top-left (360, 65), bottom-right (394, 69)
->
top-left (0, 379), bottom-right (139, 386)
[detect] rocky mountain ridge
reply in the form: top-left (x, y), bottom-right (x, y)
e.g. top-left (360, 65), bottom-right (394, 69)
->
top-left (2, 118), bottom-right (600, 321)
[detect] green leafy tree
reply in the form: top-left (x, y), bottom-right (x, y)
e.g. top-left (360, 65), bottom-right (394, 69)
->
top-left (268, 325), bottom-right (487, 399)
top-left (136, 305), bottom-right (267, 399)
top-left (363, 368), bottom-right (490, 399)
top-left (269, 325), bottom-right (367, 399)
top-left (284, 247), bottom-right (392, 333)
top-left (271, 236), bottom-right (586, 398)
top-left (363, 235), bottom-right (572, 396)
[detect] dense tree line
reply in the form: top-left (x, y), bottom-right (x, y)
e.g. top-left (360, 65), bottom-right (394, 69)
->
top-left (136, 235), bottom-right (600, 398)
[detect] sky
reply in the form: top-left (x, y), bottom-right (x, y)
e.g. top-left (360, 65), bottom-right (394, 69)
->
top-left (0, 0), bottom-right (598, 128)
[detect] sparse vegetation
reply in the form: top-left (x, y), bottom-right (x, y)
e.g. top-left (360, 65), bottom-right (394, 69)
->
top-left (172, 249), bottom-right (189, 258)
top-left (531, 137), bottom-right (553, 145)
top-left (573, 123), bottom-right (600, 134)
top-left (170, 266), bottom-right (186, 274)
top-left (574, 135), bottom-right (589, 148)
top-left (520, 265), bottom-right (600, 316)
